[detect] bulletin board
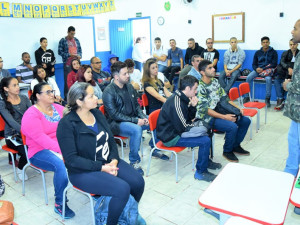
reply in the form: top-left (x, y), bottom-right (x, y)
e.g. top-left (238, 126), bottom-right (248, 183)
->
top-left (0, 17), bottom-right (96, 69)
top-left (212, 12), bottom-right (245, 43)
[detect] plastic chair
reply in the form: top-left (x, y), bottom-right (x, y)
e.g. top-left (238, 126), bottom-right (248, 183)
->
top-left (146, 109), bottom-right (195, 183)
top-left (239, 82), bottom-right (267, 128)
top-left (27, 90), bottom-right (32, 99)
top-left (141, 93), bottom-right (148, 115)
top-left (228, 87), bottom-right (259, 140)
top-left (62, 183), bottom-right (96, 225)
top-left (0, 115), bottom-right (18, 182)
top-left (21, 132), bottom-right (48, 205)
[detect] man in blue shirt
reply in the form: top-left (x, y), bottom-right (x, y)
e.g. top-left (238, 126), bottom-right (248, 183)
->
top-left (164, 39), bottom-right (183, 85)
top-left (187, 55), bottom-right (202, 80)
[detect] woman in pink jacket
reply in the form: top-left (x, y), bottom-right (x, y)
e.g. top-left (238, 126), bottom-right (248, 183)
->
top-left (21, 82), bottom-right (75, 219)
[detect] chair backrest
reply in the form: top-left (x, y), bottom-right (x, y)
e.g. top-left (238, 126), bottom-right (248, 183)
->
top-left (99, 105), bottom-right (105, 115)
top-left (239, 82), bottom-right (250, 96)
top-left (228, 87), bottom-right (240, 101)
top-left (20, 132), bottom-right (30, 161)
top-left (142, 94), bottom-right (148, 107)
top-left (0, 115), bottom-right (5, 132)
top-left (28, 90), bottom-right (33, 99)
top-left (148, 109), bottom-right (160, 131)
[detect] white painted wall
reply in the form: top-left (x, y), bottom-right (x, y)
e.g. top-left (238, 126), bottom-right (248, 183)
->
top-left (3, 0), bottom-right (300, 53)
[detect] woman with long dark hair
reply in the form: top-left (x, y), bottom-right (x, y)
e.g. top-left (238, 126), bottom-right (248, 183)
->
top-left (67, 58), bottom-right (81, 89)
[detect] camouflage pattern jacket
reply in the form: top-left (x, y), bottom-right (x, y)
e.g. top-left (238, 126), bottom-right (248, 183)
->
top-left (284, 52), bottom-right (300, 122)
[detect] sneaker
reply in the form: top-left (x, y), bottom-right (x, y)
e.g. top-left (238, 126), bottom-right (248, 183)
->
top-left (9, 159), bottom-right (19, 167)
top-left (294, 206), bottom-right (300, 215)
top-left (207, 159), bottom-right (222, 170)
top-left (137, 213), bottom-right (147, 225)
top-left (194, 171), bottom-right (217, 182)
top-left (233, 146), bottom-right (250, 156)
top-left (152, 150), bottom-right (169, 161)
top-left (275, 98), bottom-right (284, 110)
top-left (223, 152), bottom-right (239, 162)
top-left (130, 161), bottom-right (144, 176)
top-left (17, 168), bottom-right (28, 181)
top-left (243, 97), bottom-right (250, 104)
top-left (54, 203), bottom-right (75, 219)
top-left (265, 97), bottom-right (271, 108)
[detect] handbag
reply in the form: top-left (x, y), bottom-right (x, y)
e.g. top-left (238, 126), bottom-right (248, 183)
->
top-left (259, 64), bottom-right (275, 78)
top-left (214, 96), bottom-right (242, 122)
top-left (0, 201), bottom-right (14, 225)
top-left (94, 195), bottom-right (138, 225)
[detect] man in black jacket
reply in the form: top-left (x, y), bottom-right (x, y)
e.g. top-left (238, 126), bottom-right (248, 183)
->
top-left (274, 39), bottom-right (299, 110)
top-left (157, 75), bottom-right (220, 182)
top-left (185, 38), bottom-right (204, 66)
top-left (103, 61), bottom-right (168, 175)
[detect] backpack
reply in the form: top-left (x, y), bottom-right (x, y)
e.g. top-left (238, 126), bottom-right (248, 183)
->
top-left (94, 194), bottom-right (138, 225)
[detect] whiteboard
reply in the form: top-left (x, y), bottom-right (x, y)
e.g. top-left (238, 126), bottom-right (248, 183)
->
top-left (0, 17), bottom-right (95, 69)
top-left (212, 12), bottom-right (245, 43)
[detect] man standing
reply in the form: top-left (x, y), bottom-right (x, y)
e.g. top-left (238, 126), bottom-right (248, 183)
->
top-left (283, 19), bottom-right (300, 215)
top-left (200, 38), bottom-right (219, 71)
top-left (244, 37), bottom-right (278, 107)
top-left (185, 38), bottom-right (204, 66)
top-left (152, 37), bottom-right (168, 73)
top-left (58, 26), bottom-right (82, 97)
top-left (164, 39), bottom-right (183, 85)
top-left (157, 75), bottom-right (220, 182)
top-left (16, 52), bottom-right (35, 84)
top-left (197, 60), bottom-right (250, 163)
top-left (274, 39), bottom-right (299, 110)
top-left (35, 37), bottom-right (56, 79)
top-left (219, 37), bottom-right (246, 93)
top-left (102, 61), bottom-right (168, 176)
top-left (0, 57), bottom-right (11, 81)
top-left (90, 56), bottom-right (111, 91)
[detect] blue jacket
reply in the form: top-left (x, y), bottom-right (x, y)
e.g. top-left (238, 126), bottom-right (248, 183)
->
top-left (103, 54), bottom-right (119, 74)
top-left (252, 47), bottom-right (278, 71)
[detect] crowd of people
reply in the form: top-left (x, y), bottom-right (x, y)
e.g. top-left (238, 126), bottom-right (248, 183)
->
top-left (0, 19), bottom-right (300, 223)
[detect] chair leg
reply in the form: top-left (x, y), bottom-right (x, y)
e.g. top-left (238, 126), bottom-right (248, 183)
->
top-left (22, 163), bottom-right (30, 196)
top-left (256, 114), bottom-right (259, 133)
top-left (87, 194), bottom-right (96, 225)
top-left (174, 152), bottom-right (178, 183)
top-left (8, 152), bottom-right (18, 182)
top-left (140, 137), bottom-right (143, 159)
top-left (265, 106), bottom-right (267, 124)
top-left (40, 170), bottom-right (48, 205)
top-left (257, 110), bottom-right (261, 130)
top-left (62, 183), bottom-right (72, 221)
top-left (249, 117), bottom-right (253, 140)
top-left (120, 139), bottom-right (124, 159)
top-left (146, 148), bottom-right (155, 177)
top-left (191, 148), bottom-right (195, 171)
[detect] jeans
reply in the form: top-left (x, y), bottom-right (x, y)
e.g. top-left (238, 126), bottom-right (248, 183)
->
top-left (134, 61), bottom-right (143, 72)
top-left (175, 136), bottom-right (211, 173)
top-left (164, 66), bottom-right (181, 85)
top-left (69, 159), bottom-right (145, 225)
top-left (274, 77), bottom-right (285, 99)
top-left (245, 71), bottom-right (272, 98)
top-left (30, 150), bottom-right (68, 205)
top-left (219, 70), bottom-right (241, 93)
top-left (158, 64), bottom-right (167, 73)
top-left (63, 63), bottom-right (71, 98)
top-left (209, 116), bottom-right (251, 153)
top-left (284, 120), bottom-right (300, 177)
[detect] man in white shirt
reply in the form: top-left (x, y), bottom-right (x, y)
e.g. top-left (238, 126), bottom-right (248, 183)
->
top-left (152, 37), bottom-right (168, 73)
top-left (125, 59), bottom-right (142, 91)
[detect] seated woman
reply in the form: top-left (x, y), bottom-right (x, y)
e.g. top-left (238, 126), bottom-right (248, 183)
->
top-left (142, 59), bottom-right (171, 114)
top-left (57, 82), bottom-right (145, 225)
top-left (21, 82), bottom-right (74, 219)
top-left (77, 65), bottom-right (103, 105)
top-left (0, 77), bottom-right (31, 180)
top-left (31, 65), bottom-right (62, 103)
top-left (67, 58), bottom-right (81, 89)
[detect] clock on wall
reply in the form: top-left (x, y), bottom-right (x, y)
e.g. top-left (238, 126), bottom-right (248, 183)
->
top-left (157, 16), bottom-right (165, 26)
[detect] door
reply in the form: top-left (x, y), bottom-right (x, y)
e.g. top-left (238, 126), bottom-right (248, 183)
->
top-left (109, 20), bottom-right (133, 61)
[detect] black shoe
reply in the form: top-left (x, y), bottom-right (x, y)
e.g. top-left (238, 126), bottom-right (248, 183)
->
top-left (275, 98), bottom-right (284, 110)
top-left (233, 146), bottom-right (250, 156)
top-left (194, 171), bottom-right (217, 182)
top-left (115, 139), bottom-right (127, 147)
top-left (265, 97), bottom-right (271, 108)
top-left (223, 152), bottom-right (239, 162)
top-left (152, 150), bottom-right (169, 161)
top-left (207, 159), bottom-right (222, 170)
top-left (243, 97), bottom-right (250, 104)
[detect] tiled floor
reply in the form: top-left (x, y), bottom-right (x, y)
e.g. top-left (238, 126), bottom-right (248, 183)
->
top-left (1, 108), bottom-right (300, 225)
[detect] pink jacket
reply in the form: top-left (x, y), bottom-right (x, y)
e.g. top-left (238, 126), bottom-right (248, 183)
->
top-left (21, 104), bottom-right (64, 159)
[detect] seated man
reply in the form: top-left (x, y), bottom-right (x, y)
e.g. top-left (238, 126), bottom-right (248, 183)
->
top-left (197, 60), bottom-right (251, 163)
top-left (157, 75), bottom-right (221, 182)
top-left (219, 37), bottom-right (246, 93)
top-left (103, 54), bottom-right (119, 75)
top-left (244, 36), bottom-right (278, 107)
top-left (124, 59), bottom-right (142, 91)
top-left (164, 39), bottom-right (183, 85)
top-left (185, 38), bottom-right (204, 66)
top-left (274, 39), bottom-right (299, 110)
top-left (200, 38), bottom-right (219, 71)
top-left (103, 61), bottom-right (168, 175)
top-left (90, 56), bottom-right (111, 91)
top-left (0, 57), bottom-right (11, 81)
top-left (16, 52), bottom-right (36, 84)
top-left (152, 37), bottom-right (168, 73)
top-left (178, 55), bottom-right (201, 89)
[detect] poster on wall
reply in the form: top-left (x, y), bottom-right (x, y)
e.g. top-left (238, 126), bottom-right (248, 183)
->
top-left (97, 27), bottom-right (106, 40)
top-left (212, 12), bottom-right (245, 43)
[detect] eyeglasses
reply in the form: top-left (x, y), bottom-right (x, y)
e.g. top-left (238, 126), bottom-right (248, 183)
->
top-left (40, 90), bottom-right (55, 95)
top-left (94, 61), bottom-right (102, 64)
top-left (207, 42), bottom-right (213, 44)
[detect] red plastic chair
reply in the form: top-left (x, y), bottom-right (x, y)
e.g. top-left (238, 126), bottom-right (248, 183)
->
top-left (146, 109), bottom-right (195, 183)
top-left (239, 82), bottom-right (267, 128)
top-left (229, 87), bottom-right (259, 140)
top-left (142, 93), bottom-right (148, 115)
top-left (27, 90), bottom-right (32, 99)
top-left (0, 116), bottom-right (19, 182)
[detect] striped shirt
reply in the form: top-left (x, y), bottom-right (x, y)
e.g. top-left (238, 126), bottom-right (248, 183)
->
top-left (15, 63), bottom-right (36, 84)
